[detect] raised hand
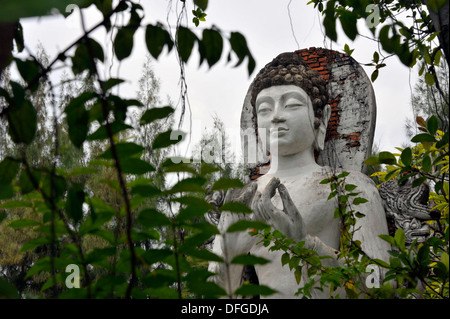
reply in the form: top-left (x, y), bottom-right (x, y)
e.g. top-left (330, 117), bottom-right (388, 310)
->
top-left (252, 177), bottom-right (307, 242)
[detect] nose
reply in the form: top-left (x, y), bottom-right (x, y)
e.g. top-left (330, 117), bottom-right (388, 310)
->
top-left (271, 115), bottom-right (286, 123)
top-left (271, 107), bottom-right (286, 123)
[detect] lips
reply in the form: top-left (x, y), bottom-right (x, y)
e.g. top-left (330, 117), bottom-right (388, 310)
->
top-left (270, 127), bottom-right (289, 136)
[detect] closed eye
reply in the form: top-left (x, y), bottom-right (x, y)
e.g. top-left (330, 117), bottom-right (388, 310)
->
top-left (257, 103), bottom-right (273, 114)
top-left (285, 103), bottom-right (302, 108)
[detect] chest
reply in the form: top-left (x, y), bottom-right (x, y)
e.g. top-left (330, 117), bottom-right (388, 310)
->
top-left (256, 175), bottom-right (338, 236)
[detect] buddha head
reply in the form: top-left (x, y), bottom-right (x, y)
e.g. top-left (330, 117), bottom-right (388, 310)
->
top-left (250, 52), bottom-right (331, 156)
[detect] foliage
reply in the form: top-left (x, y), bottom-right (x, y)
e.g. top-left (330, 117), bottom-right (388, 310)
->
top-left (0, 0), bottom-right (263, 299)
top-left (406, 60), bottom-right (449, 137)
top-left (307, 0), bottom-right (449, 97)
top-left (364, 115), bottom-right (449, 298)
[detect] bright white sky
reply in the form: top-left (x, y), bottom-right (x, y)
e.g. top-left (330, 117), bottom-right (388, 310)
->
top-left (17, 0), bottom-right (418, 160)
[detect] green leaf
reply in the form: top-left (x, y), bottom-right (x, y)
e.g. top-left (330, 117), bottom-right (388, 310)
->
top-left (337, 171), bottom-right (350, 178)
top-left (379, 25), bottom-right (395, 54)
top-left (234, 284), bottom-right (277, 297)
top-left (426, 115), bottom-right (438, 136)
top-left (0, 157), bottom-right (20, 183)
top-left (355, 212), bottom-right (366, 218)
top-left (412, 176), bottom-right (427, 188)
top-left (173, 196), bottom-right (213, 210)
top-left (0, 212), bottom-right (6, 224)
top-left (411, 133), bottom-right (436, 143)
top-left (0, 200), bottom-right (32, 209)
top-left (168, 177), bottom-right (206, 194)
top-left (145, 24), bottom-right (172, 59)
top-left (137, 208), bottom-right (171, 228)
top-left (114, 27), bottom-right (135, 60)
top-left (85, 247), bottom-right (117, 265)
top-left (99, 142), bottom-right (144, 160)
top-left (131, 185), bottom-right (162, 198)
top-left (153, 130), bottom-right (185, 150)
top-left (0, 278), bottom-right (20, 299)
top-left (0, 184), bottom-right (14, 201)
top-left (120, 158), bottom-right (155, 175)
top-left (9, 219), bottom-right (40, 229)
top-left (400, 147), bottom-right (412, 167)
top-left (371, 69), bottom-right (379, 82)
top-left (183, 248), bottom-right (223, 263)
top-left (20, 237), bottom-right (49, 253)
top-left (422, 155), bottom-right (432, 173)
top-left (211, 178), bottom-right (244, 191)
top-left (41, 173), bottom-right (67, 201)
top-left (373, 51), bottom-right (380, 63)
top-left (194, 0), bottom-right (208, 10)
top-left (440, 252), bottom-right (449, 271)
top-left (65, 95), bottom-right (91, 148)
top-left (323, 0), bottom-right (337, 42)
top-left (176, 27), bottom-right (197, 63)
top-left (281, 252), bottom-right (290, 267)
top-left (231, 254), bottom-right (270, 266)
top-left (187, 278), bottom-right (227, 298)
top-left (436, 131), bottom-right (449, 149)
top-left (65, 184), bottom-right (85, 223)
top-left (379, 234), bottom-right (396, 247)
top-left (101, 78), bottom-right (125, 92)
top-left (424, 72), bottom-right (435, 86)
top-left (344, 184), bottom-right (357, 192)
top-left (343, 43), bottom-right (354, 56)
top-left (142, 249), bottom-right (173, 266)
top-left (202, 28), bottom-right (223, 67)
top-left (220, 202), bottom-right (252, 214)
top-left (140, 106), bottom-right (174, 125)
top-left (378, 151), bottom-right (397, 165)
top-left (18, 168), bottom-right (40, 195)
top-left (353, 197), bottom-right (368, 205)
top-left (226, 220), bottom-right (269, 233)
top-left (25, 257), bottom-right (51, 279)
top-left (6, 84), bottom-right (37, 145)
top-left (364, 155), bottom-right (380, 166)
top-left (394, 228), bottom-right (406, 251)
top-left (87, 122), bottom-right (132, 141)
top-left (339, 10), bottom-right (358, 40)
top-left (229, 31), bottom-right (255, 74)
top-left (14, 58), bottom-right (40, 90)
top-left (72, 38), bottom-right (104, 75)
top-left (175, 205), bottom-right (209, 223)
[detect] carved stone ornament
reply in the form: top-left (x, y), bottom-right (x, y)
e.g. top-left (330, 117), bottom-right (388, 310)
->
top-left (379, 179), bottom-right (440, 245)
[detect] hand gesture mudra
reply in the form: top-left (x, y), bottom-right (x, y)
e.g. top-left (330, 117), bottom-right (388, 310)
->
top-left (252, 177), bottom-right (307, 242)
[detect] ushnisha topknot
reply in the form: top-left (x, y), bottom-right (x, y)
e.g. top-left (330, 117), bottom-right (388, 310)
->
top-left (250, 52), bottom-right (329, 128)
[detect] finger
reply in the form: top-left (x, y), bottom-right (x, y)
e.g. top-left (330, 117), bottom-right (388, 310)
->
top-left (252, 192), bottom-right (266, 221)
top-left (278, 184), bottom-right (299, 220)
top-left (257, 192), bottom-right (273, 222)
top-left (237, 182), bottom-right (258, 205)
top-left (263, 177), bottom-right (280, 199)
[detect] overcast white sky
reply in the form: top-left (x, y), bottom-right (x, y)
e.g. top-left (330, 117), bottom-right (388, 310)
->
top-left (17, 0), bottom-right (418, 159)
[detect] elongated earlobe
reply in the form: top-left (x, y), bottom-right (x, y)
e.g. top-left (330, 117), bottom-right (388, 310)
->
top-left (314, 104), bottom-right (331, 151)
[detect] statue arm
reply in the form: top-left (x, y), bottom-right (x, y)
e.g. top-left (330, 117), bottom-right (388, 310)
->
top-left (208, 183), bottom-right (259, 297)
top-left (347, 173), bottom-right (391, 262)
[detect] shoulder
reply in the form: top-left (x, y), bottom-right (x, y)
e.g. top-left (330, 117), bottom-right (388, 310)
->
top-left (321, 167), bottom-right (380, 197)
top-left (314, 166), bottom-right (375, 185)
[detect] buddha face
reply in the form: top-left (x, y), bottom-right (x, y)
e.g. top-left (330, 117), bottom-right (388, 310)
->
top-left (256, 85), bottom-right (321, 157)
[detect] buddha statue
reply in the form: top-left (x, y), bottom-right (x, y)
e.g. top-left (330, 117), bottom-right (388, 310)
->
top-left (207, 52), bottom-right (392, 298)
